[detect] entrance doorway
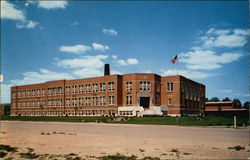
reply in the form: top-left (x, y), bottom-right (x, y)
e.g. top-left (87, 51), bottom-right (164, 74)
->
top-left (140, 97), bottom-right (150, 109)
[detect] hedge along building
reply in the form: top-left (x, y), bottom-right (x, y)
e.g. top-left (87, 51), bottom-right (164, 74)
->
top-left (10, 64), bottom-right (205, 117)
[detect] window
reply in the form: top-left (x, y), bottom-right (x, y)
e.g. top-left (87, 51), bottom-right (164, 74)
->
top-left (37, 89), bottom-right (41, 96)
top-left (100, 83), bottom-right (106, 92)
top-left (156, 82), bottom-right (161, 92)
top-left (66, 86), bottom-right (71, 95)
top-left (22, 91), bottom-right (26, 97)
top-left (27, 90), bottom-right (30, 97)
top-left (78, 97), bottom-right (84, 106)
top-left (93, 97), bottom-right (98, 106)
top-left (58, 87), bottom-right (62, 95)
top-left (156, 95), bottom-right (160, 106)
top-left (86, 97), bottom-right (91, 106)
top-left (53, 88), bottom-right (57, 95)
top-left (100, 96), bottom-right (106, 105)
top-left (78, 85), bottom-right (84, 93)
top-left (140, 81), bottom-right (151, 91)
top-left (72, 98), bottom-right (77, 107)
top-left (109, 96), bottom-right (115, 105)
top-left (72, 86), bottom-right (77, 94)
top-left (126, 82), bottom-right (132, 91)
top-left (58, 99), bottom-right (62, 106)
top-left (42, 88), bottom-right (46, 96)
top-left (32, 89), bottom-right (36, 97)
top-left (66, 98), bottom-right (71, 107)
top-left (168, 99), bottom-right (172, 105)
top-left (185, 86), bottom-right (189, 99)
top-left (167, 83), bottom-right (173, 92)
top-left (48, 88), bottom-right (52, 96)
top-left (93, 84), bottom-right (98, 92)
top-left (126, 96), bottom-right (132, 105)
top-left (108, 82), bottom-right (115, 91)
top-left (85, 84), bottom-right (91, 93)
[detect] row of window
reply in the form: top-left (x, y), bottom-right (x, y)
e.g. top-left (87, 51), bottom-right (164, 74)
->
top-left (12, 82), bottom-right (176, 99)
top-left (13, 96), bottom-right (115, 108)
top-left (12, 82), bottom-right (116, 98)
top-left (14, 110), bottom-right (116, 116)
top-left (181, 85), bottom-right (201, 101)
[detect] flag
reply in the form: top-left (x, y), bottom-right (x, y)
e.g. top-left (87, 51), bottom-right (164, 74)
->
top-left (171, 55), bottom-right (178, 64)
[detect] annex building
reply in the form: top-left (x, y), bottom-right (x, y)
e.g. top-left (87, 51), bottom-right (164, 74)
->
top-left (11, 64), bottom-right (205, 117)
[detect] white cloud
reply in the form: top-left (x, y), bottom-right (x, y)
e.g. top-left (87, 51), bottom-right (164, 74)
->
top-left (1, 1), bottom-right (25, 21)
top-left (116, 58), bottom-right (139, 66)
top-left (70, 21), bottom-right (79, 26)
top-left (112, 55), bottom-right (118, 60)
top-left (202, 28), bottom-right (249, 48)
top-left (111, 70), bottom-right (123, 75)
top-left (16, 20), bottom-right (39, 29)
top-left (73, 68), bottom-right (103, 78)
top-left (1, 1), bottom-right (39, 29)
top-left (219, 90), bottom-right (233, 94)
top-left (1, 83), bottom-right (12, 103)
top-left (179, 49), bottom-right (243, 70)
top-left (102, 28), bottom-right (118, 36)
top-left (10, 69), bottom-right (75, 86)
top-left (59, 44), bottom-right (91, 54)
top-left (37, 1), bottom-right (68, 9)
top-left (92, 43), bottom-right (110, 52)
top-left (162, 69), bottom-right (215, 79)
top-left (56, 55), bottom-right (108, 69)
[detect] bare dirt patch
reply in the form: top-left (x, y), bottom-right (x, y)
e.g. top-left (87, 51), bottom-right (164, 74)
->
top-left (1, 121), bottom-right (248, 159)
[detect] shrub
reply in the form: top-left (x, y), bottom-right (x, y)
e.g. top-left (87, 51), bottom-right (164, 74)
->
top-left (0, 145), bottom-right (17, 152)
top-left (0, 151), bottom-right (7, 158)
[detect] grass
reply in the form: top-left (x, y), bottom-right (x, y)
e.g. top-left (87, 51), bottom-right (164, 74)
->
top-left (99, 153), bottom-right (137, 160)
top-left (19, 152), bottom-right (39, 159)
top-left (0, 115), bottom-right (248, 126)
top-left (0, 144), bottom-right (17, 152)
top-left (115, 116), bottom-right (249, 126)
top-left (0, 151), bottom-right (7, 158)
top-left (228, 145), bottom-right (245, 151)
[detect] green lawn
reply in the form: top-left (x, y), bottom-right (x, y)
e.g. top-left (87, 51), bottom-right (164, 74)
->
top-left (0, 115), bottom-right (248, 126)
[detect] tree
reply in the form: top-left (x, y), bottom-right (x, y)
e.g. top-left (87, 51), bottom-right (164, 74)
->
top-left (75, 105), bottom-right (78, 115)
top-left (205, 97), bottom-right (209, 102)
top-left (222, 97), bottom-right (231, 102)
top-left (210, 97), bottom-right (220, 102)
top-left (243, 101), bottom-right (249, 109)
top-left (233, 99), bottom-right (242, 108)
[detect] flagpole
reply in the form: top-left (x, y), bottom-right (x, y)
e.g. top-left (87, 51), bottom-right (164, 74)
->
top-left (177, 60), bottom-right (178, 75)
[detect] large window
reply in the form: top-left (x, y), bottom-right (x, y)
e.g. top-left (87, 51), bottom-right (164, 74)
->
top-left (93, 83), bottom-right (98, 92)
top-left (66, 86), bottom-right (71, 95)
top-left (167, 82), bottom-right (173, 92)
top-left (93, 97), bottom-right (98, 106)
top-left (140, 81), bottom-right (151, 91)
top-left (78, 85), bottom-right (84, 93)
top-left (100, 96), bottom-right (106, 105)
top-left (72, 98), bottom-right (77, 107)
top-left (58, 87), bottom-right (62, 95)
top-left (78, 97), bottom-right (84, 106)
top-left (108, 82), bottom-right (115, 91)
top-left (72, 86), bottom-right (77, 94)
top-left (109, 96), bottom-right (115, 105)
top-left (126, 96), bottom-right (132, 105)
top-left (100, 83), bottom-right (106, 92)
top-left (53, 87), bottom-right (57, 95)
top-left (126, 82), bottom-right (132, 91)
top-left (86, 97), bottom-right (91, 106)
top-left (85, 84), bottom-right (91, 93)
top-left (156, 82), bottom-right (161, 92)
top-left (66, 98), bottom-right (71, 107)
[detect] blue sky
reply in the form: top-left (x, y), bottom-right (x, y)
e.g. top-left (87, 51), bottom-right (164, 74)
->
top-left (1, 1), bottom-right (249, 104)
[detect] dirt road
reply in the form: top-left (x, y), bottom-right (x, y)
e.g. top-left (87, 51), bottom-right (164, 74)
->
top-left (1, 121), bottom-right (249, 159)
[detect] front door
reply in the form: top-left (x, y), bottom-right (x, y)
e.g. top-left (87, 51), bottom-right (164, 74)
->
top-left (140, 97), bottom-right (150, 109)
